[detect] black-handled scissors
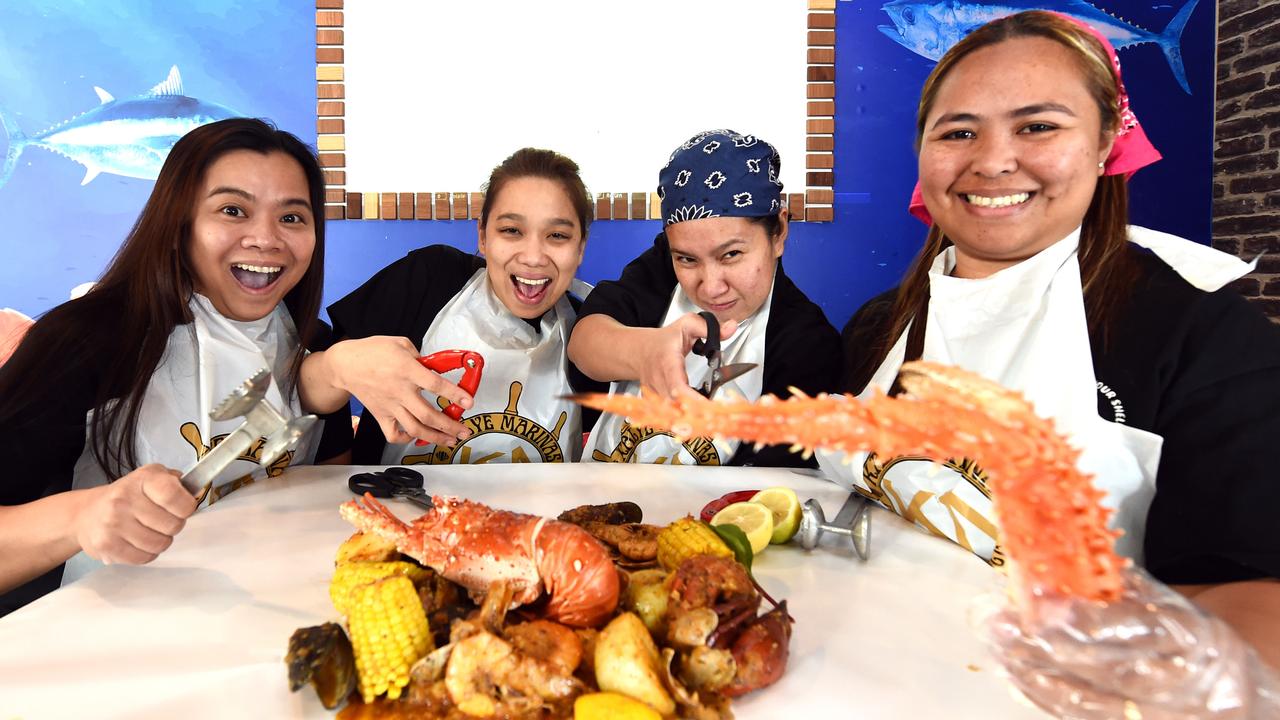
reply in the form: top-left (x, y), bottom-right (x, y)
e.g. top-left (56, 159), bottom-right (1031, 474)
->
top-left (348, 467), bottom-right (433, 510)
top-left (690, 311), bottom-right (758, 398)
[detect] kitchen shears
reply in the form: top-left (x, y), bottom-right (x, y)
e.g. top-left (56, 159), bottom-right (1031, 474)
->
top-left (348, 466), bottom-right (433, 510)
top-left (690, 311), bottom-right (757, 398)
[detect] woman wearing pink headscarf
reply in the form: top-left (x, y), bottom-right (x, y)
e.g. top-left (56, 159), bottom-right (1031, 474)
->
top-left (825, 10), bottom-right (1280, 717)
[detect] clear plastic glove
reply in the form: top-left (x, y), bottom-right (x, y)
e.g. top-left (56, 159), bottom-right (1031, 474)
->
top-left (983, 569), bottom-right (1280, 719)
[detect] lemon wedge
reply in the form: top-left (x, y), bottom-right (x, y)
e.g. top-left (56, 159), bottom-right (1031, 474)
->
top-left (751, 487), bottom-right (803, 544)
top-left (710, 502), bottom-right (774, 554)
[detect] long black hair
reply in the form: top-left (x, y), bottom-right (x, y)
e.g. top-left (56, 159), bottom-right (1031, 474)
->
top-left (0, 118), bottom-right (326, 478)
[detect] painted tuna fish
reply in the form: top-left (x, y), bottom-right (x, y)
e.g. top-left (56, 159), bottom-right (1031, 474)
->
top-left (0, 66), bottom-right (239, 189)
top-left (878, 0), bottom-right (1200, 93)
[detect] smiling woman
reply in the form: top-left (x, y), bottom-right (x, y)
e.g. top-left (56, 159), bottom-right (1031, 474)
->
top-left (301, 148), bottom-right (606, 466)
top-left (0, 118), bottom-right (353, 616)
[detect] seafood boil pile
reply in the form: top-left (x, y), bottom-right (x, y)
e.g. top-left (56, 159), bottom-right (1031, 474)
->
top-left (573, 361), bottom-right (1129, 607)
top-left (286, 495), bottom-right (792, 719)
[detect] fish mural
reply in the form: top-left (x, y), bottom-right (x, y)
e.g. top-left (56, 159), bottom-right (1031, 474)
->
top-left (877, 0), bottom-right (1200, 93)
top-left (0, 66), bottom-right (239, 190)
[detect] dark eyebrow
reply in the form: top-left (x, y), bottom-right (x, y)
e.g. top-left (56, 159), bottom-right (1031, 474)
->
top-left (1012, 102), bottom-right (1076, 117)
top-left (932, 103), bottom-right (1076, 129)
top-left (710, 238), bottom-right (746, 256)
top-left (208, 186), bottom-right (311, 212)
top-left (496, 212), bottom-right (524, 223)
top-left (547, 217), bottom-right (575, 228)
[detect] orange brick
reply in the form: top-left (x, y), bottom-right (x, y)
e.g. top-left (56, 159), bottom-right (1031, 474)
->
top-left (808, 100), bottom-right (835, 117)
top-left (806, 153), bottom-right (834, 169)
top-left (316, 47), bottom-right (344, 64)
top-left (323, 170), bottom-right (345, 185)
top-left (324, 205), bottom-right (345, 220)
top-left (317, 118), bottom-right (344, 134)
top-left (596, 193), bottom-right (611, 220)
top-left (808, 48), bottom-right (835, 64)
top-left (317, 83), bottom-right (345, 99)
top-left (807, 83), bottom-right (835, 99)
top-left (316, 29), bottom-right (343, 45)
top-left (317, 101), bottom-right (345, 116)
top-left (324, 188), bottom-right (345, 204)
top-left (452, 193), bottom-right (468, 220)
top-left (808, 12), bottom-right (835, 29)
top-left (807, 66), bottom-right (835, 82)
top-left (805, 206), bottom-right (834, 222)
top-left (788, 193), bottom-right (804, 220)
top-left (808, 30), bottom-right (835, 46)
top-left (807, 136), bottom-right (834, 152)
top-left (806, 188), bottom-right (834, 204)
top-left (346, 192), bottom-right (362, 219)
top-left (434, 192), bottom-right (450, 219)
top-left (631, 192), bottom-right (646, 220)
top-left (316, 11), bottom-right (343, 27)
top-left (317, 0), bottom-right (343, 8)
top-left (807, 118), bottom-right (835, 134)
top-left (612, 193), bottom-right (628, 220)
top-left (318, 153), bottom-right (345, 168)
top-left (381, 193), bottom-right (397, 219)
top-left (398, 193), bottom-right (414, 220)
top-left (415, 193), bottom-right (432, 220)
top-left (807, 171), bottom-right (834, 185)
top-left (470, 192), bottom-right (484, 220)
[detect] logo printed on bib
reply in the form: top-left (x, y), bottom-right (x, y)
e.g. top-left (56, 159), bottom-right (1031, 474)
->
top-left (593, 421), bottom-right (722, 465)
top-left (862, 452), bottom-right (1006, 568)
top-left (401, 381), bottom-right (568, 465)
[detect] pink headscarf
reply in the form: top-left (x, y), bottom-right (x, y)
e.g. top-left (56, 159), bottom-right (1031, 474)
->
top-left (907, 12), bottom-right (1162, 225)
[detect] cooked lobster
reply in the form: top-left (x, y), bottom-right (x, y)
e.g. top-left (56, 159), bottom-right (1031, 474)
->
top-left (340, 494), bottom-right (620, 627)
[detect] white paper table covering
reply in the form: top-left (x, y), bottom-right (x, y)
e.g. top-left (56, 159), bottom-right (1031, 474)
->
top-left (0, 464), bottom-right (1046, 719)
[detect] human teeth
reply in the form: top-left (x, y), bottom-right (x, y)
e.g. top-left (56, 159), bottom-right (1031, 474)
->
top-left (965, 192), bottom-right (1030, 208)
top-left (232, 263), bottom-right (282, 274)
top-left (514, 276), bottom-right (550, 286)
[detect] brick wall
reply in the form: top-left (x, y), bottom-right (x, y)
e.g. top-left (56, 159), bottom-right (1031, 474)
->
top-left (1216, 0), bottom-right (1280, 321)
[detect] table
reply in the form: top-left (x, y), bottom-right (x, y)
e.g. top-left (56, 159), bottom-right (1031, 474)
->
top-left (0, 464), bottom-right (1046, 719)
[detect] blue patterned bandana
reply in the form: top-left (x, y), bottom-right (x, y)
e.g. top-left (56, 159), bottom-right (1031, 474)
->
top-left (657, 129), bottom-right (784, 226)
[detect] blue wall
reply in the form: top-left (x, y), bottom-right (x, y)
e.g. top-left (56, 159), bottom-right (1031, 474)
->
top-left (2, 0), bottom-right (1215, 333)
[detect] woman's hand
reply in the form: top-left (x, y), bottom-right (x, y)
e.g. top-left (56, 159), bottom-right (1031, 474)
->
top-left (637, 313), bottom-right (739, 399)
top-left (321, 336), bottom-right (472, 446)
top-left (984, 569), bottom-right (1280, 718)
top-left (72, 464), bottom-right (198, 566)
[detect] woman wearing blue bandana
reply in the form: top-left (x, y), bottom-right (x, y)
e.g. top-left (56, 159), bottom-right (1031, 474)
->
top-left (569, 130), bottom-right (841, 467)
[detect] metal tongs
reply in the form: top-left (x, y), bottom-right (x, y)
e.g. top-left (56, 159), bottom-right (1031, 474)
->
top-left (690, 311), bottom-right (757, 398)
top-left (798, 493), bottom-right (872, 561)
top-left (179, 368), bottom-right (317, 499)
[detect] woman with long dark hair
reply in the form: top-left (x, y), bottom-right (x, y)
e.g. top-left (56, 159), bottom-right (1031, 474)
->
top-left (0, 118), bottom-right (350, 613)
top-left (827, 10), bottom-right (1279, 714)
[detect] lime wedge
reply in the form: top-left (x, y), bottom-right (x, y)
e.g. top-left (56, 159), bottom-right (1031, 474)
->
top-left (751, 487), bottom-right (803, 544)
top-left (710, 501), bottom-right (774, 554)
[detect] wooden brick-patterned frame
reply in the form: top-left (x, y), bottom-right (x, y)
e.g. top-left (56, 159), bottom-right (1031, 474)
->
top-left (317, 1), bottom-right (836, 222)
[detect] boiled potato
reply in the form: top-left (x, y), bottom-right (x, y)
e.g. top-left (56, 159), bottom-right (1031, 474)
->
top-left (334, 531), bottom-right (398, 564)
top-left (624, 569), bottom-right (670, 634)
top-left (574, 691), bottom-right (662, 720)
top-left (594, 612), bottom-right (675, 716)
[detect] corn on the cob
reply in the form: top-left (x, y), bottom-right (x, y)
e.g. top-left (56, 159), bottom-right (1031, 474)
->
top-left (347, 575), bottom-right (434, 702)
top-left (330, 561), bottom-right (431, 615)
top-left (335, 530), bottom-right (400, 565)
top-left (656, 516), bottom-right (732, 571)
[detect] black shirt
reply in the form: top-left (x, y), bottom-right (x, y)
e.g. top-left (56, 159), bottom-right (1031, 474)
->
top-left (327, 244), bottom-right (604, 463)
top-left (571, 232), bottom-right (843, 468)
top-left (841, 246), bottom-right (1280, 585)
